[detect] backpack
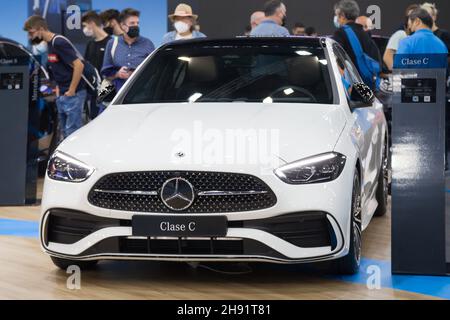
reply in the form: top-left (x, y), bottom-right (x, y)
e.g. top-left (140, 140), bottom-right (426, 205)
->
top-left (51, 35), bottom-right (101, 95)
top-left (343, 25), bottom-right (381, 90)
top-left (96, 36), bottom-right (119, 103)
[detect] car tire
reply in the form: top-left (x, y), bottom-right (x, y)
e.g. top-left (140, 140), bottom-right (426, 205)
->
top-left (50, 256), bottom-right (98, 270)
top-left (333, 170), bottom-right (362, 275)
top-left (374, 142), bottom-right (389, 217)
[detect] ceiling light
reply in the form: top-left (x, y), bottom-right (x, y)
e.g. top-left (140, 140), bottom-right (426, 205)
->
top-left (188, 93), bottom-right (203, 103)
top-left (296, 50), bottom-right (312, 56)
top-left (178, 56), bottom-right (191, 62)
top-left (284, 88), bottom-right (294, 95)
top-left (263, 97), bottom-right (273, 104)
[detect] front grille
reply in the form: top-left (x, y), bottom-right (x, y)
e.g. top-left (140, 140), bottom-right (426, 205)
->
top-left (88, 171), bottom-right (277, 213)
top-left (120, 238), bottom-right (245, 255)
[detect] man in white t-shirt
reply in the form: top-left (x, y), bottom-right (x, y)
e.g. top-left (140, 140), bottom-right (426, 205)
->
top-left (383, 4), bottom-right (419, 71)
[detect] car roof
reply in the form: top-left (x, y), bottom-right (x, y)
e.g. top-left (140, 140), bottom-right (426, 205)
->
top-left (162, 36), bottom-right (328, 49)
top-left (0, 37), bottom-right (20, 45)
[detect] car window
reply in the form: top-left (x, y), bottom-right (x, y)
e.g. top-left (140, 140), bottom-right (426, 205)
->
top-left (0, 43), bottom-right (29, 60)
top-left (120, 43), bottom-right (334, 105)
top-left (332, 43), bottom-right (363, 100)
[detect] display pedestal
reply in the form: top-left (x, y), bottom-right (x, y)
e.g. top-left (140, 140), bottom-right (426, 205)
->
top-left (0, 56), bottom-right (37, 206)
top-left (391, 54), bottom-right (449, 275)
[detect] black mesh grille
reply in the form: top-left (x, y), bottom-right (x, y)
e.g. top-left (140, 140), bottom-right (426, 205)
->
top-left (119, 238), bottom-right (245, 255)
top-left (245, 212), bottom-right (335, 249)
top-left (88, 171), bottom-right (277, 213)
top-left (46, 209), bottom-right (122, 245)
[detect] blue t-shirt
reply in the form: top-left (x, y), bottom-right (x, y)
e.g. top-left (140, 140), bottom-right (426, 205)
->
top-left (250, 20), bottom-right (290, 37)
top-left (102, 36), bottom-right (155, 91)
top-left (47, 35), bottom-right (85, 94)
top-left (397, 29), bottom-right (448, 55)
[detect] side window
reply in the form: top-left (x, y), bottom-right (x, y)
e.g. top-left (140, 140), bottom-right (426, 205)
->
top-left (0, 43), bottom-right (28, 59)
top-left (332, 43), bottom-right (363, 101)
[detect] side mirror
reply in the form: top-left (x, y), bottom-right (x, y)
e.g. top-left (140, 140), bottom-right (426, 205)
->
top-left (350, 82), bottom-right (375, 108)
top-left (97, 80), bottom-right (117, 105)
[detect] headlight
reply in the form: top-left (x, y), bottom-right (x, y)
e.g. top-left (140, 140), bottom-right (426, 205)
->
top-left (47, 152), bottom-right (95, 183)
top-left (274, 152), bottom-right (346, 184)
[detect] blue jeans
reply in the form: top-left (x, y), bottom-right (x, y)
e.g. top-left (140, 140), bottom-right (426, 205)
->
top-left (56, 90), bottom-right (87, 139)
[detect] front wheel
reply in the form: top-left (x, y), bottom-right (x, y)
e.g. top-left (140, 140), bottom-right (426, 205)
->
top-left (333, 170), bottom-right (362, 275)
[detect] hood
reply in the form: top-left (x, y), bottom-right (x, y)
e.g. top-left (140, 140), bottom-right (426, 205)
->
top-left (60, 103), bottom-right (347, 172)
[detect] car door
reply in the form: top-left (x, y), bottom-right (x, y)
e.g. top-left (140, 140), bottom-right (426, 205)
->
top-left (332, 43), bottom-right (386, 220)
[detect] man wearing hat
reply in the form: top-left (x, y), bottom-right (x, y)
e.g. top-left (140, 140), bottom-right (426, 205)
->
top-left (163, 3), bottom-right (206, 44)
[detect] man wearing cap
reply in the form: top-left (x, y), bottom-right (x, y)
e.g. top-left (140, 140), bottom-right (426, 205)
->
top-left (163, 3), bottom-right (206, 44)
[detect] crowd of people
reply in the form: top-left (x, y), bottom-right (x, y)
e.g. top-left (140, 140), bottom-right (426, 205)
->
top-left (21, 0), bottom-right (450, 140)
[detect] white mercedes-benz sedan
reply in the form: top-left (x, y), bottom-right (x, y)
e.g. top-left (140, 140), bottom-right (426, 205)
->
top-left (40, 37), bottom-right (388, 274)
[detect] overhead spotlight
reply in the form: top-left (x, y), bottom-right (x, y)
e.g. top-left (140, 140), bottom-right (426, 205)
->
top-left (284, 88), bottom-right (294, 95)
top-left (263, 97), bottom-right (273, 104)
top-left (188, 93), bottom-right (203, 103)
top-left (178, 56), bottom-right (191, 62)
top-left (296, 50), bottom-right (313, 56)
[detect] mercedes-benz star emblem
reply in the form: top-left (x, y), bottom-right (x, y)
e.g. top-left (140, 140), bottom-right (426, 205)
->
top-left (161, 178), bottom-right (195, 211)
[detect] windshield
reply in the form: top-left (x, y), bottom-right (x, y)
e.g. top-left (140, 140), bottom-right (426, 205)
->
top-left (121, 42), bottom-right (334, 105)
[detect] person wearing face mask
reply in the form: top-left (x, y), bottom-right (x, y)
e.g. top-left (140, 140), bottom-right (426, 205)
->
top-left (31, 37), bottom-right (48, 66)
top-left (162, 4), bottom-right (206, 44)
top-left (332, 0), bottom-right (381, 85)
top-left (250, 0), bottom-right (290, 37)
top-left (101, 8), bottom-right (155, 92)
top-left (99, 9), bottom-right (123, 37)
top-left (397, 8), bottom-right (448, 55)
top-left (82, 11), bottom-right (111, 73)
top-left (82, 11), bottom-right (111, 119)
top-left (24, 15), bottom-right (86, 139)
top-left (383, 4), bottom-right (419, 71)
top-left (398, 7), bottom-right (449, 169)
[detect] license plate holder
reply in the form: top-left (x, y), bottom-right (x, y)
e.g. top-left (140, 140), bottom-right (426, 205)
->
top-left (132, 215), bottom-right (228, 238)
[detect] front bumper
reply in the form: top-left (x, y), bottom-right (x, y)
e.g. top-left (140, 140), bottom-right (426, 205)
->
top-left (40, 164), bottom-right (355, 263)
top-left (41, 209), bottom-right (345, 264)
